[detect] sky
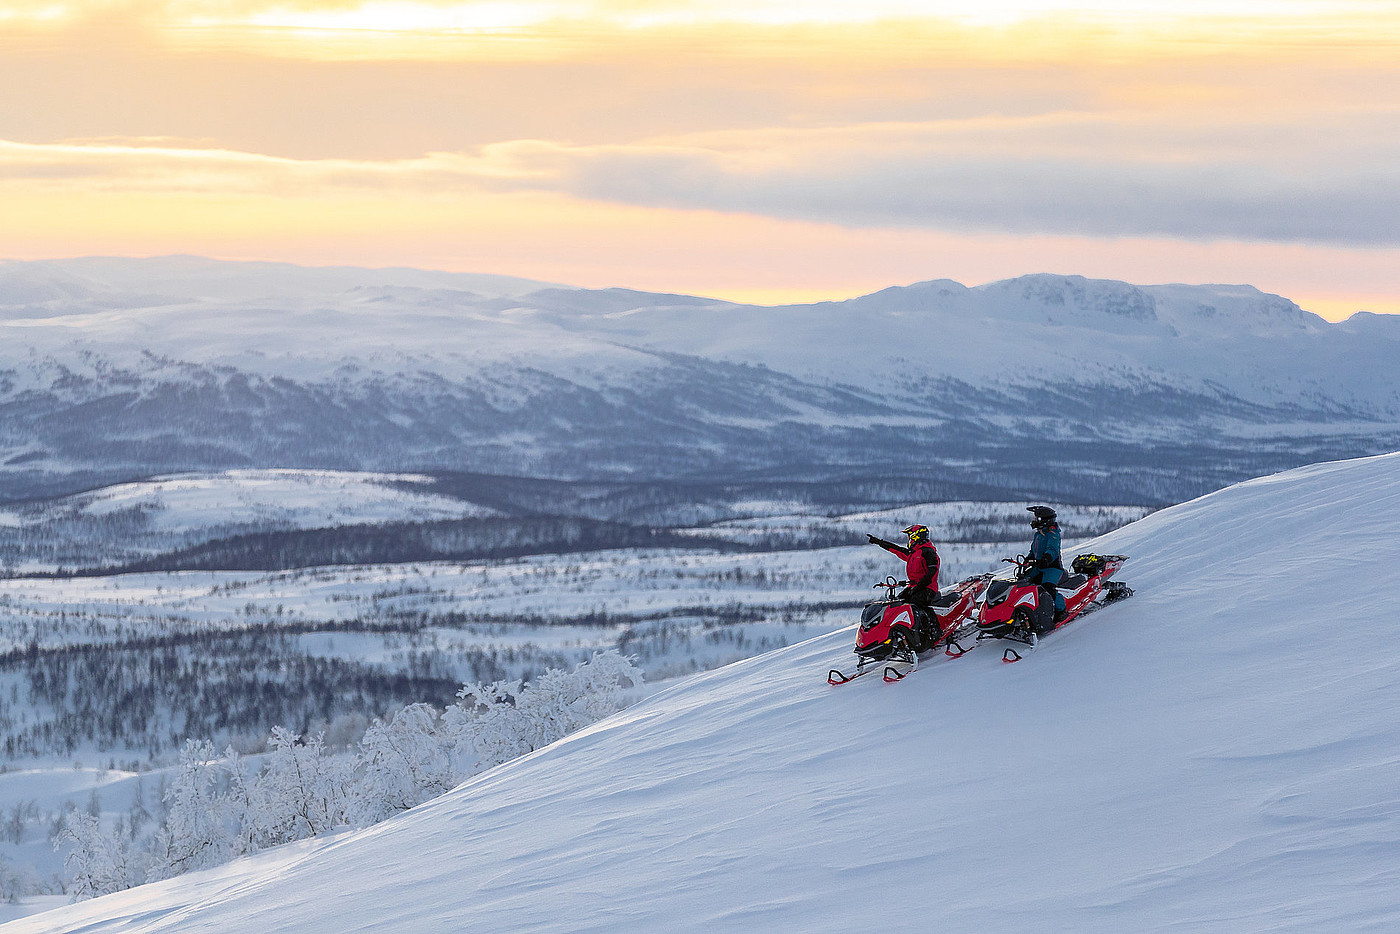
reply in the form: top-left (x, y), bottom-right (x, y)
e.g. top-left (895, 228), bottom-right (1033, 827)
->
top-left (2, 1), bottom-right (1399, 318)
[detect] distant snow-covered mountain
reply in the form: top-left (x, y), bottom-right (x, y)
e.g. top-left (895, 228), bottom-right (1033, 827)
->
top-left (2, 256), bottom-right (1396, 503)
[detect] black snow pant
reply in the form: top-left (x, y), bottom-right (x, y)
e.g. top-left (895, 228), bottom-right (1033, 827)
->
top-left (904, 589), bottom-right (943, 647)
top-left (1022, 567), bottom-right (1066, 630)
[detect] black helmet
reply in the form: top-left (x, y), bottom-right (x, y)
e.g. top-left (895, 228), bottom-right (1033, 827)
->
top-left (1027, 505), bottom-right (1057, 529)
top-left (902, 524), bottom-right (930, 546)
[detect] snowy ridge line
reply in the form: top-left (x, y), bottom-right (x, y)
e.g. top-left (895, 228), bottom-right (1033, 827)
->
top-left (3, 259), bottom-right (1399, 504)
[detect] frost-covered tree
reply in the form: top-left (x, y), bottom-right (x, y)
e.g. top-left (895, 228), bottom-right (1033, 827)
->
top-left (49, 650), bottom-right (643, 901)
top-left (0, 851), bottom-right (43, 903)
top-left (352, 704), bottom-right (455, 824)
top-left (148, 739), bottom-right (235, 881)
top-left (5, 800), bottom-right (37, 845)
top-left (126, 778), bottom-right (152, 839)
top-left (444, 677), bottom-right (532, 769)
top-left (253, 728), bottom-right (351, 845)
top-left (220, 747), bottom-right (271, 854)
top-left (55, 811), bottom-right (141, 901)
top-left (446, 650), bottom-right (642, 770)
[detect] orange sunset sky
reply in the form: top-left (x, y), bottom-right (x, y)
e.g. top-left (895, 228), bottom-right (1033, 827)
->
top-left (2, 0), bottom-right (1399, 318)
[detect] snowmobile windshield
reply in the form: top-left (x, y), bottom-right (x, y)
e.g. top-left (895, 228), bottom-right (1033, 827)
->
top-left (985, 579), bottom-right (1012, 606)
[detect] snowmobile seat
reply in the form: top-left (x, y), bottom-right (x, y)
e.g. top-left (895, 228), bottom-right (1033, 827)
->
top-left (929, 590), bottom-right (962, 608)
top-left (1058, 573), bottom-right (1088, 591)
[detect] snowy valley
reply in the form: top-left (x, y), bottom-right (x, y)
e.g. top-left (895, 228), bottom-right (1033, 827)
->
top-left (0, 467), bottom-right (1146, 913)
top-left (4, 450), bottom-right (1398, 932)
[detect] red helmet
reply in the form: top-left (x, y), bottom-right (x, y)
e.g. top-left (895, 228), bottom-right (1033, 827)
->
top-left (901, 524), bottom-right (929, 546)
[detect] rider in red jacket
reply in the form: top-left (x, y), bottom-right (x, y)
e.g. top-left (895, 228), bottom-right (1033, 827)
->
top-left (867, 524), bottom-right (941, 612)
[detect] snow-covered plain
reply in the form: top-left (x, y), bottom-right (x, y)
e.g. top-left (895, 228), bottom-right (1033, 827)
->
top-left (9, 452), bottom-right (1399, 932)
top-left (0, 541), bottom-right (1019, 656)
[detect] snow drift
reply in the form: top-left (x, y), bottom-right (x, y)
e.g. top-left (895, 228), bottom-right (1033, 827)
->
top-left (11, 453), bottom-right (1400, 933)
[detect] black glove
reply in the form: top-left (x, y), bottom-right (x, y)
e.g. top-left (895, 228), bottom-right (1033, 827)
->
top-left (867, 534), bottom-right (879, 545)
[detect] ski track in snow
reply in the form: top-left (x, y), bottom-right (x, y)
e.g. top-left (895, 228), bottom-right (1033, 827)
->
top-left (6, 452), bottom-right (1400, 932)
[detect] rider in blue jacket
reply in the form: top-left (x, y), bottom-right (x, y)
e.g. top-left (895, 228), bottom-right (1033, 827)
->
top-left (1024, 505), bottom-right (1066, 624)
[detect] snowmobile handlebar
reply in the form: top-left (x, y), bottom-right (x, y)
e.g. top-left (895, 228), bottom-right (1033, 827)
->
top-left (873, 576), bottom-right (907, 598)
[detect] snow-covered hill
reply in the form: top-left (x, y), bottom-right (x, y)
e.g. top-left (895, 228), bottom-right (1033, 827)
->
top-left (2, 257), bottom-right (1397, 504)
top-left (0, 469), bottom-right (501, 569)
top-left (13, 452), bottom-right (1400, 932)
top-left (0, 469), bottom-right (495, 534)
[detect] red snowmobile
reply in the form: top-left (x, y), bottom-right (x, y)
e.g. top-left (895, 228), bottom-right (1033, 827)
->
top-left (975, 553), bottom-right (1133, 662)
top-left (828, 572), bottom-right (992, 685)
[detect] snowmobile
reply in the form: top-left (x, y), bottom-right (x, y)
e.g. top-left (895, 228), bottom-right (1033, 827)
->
top-left (975, 552), bottom-right (1133, 662)
top-left (828, 572), bottom-right (992, 685)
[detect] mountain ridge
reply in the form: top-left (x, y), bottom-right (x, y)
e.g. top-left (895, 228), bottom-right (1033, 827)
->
top-left (1, 257), bottom-right (1396, 504)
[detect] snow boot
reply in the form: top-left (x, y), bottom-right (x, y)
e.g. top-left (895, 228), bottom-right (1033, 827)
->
top-left (914, 609), bottom-right (940, 651)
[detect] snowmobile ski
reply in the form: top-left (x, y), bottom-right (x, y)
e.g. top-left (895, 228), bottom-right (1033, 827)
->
top-left (877, 622), bottom-right (979, 682)
top-left (943, 638), bottom-right (971, 658)
top-left (828, 666), bottom-right (880, 686)
top-left (883, 659), bottom-right (916, 682)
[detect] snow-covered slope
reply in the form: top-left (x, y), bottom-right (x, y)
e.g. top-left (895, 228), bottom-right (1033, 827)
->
top-left (2, 258), bottom-right (1397, 504)
top-left (14, 452), bottom-right (1400, 933)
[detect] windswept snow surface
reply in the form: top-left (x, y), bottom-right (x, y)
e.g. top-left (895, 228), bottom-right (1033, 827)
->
top-left (12, 453), bottom-right (1400, 933)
